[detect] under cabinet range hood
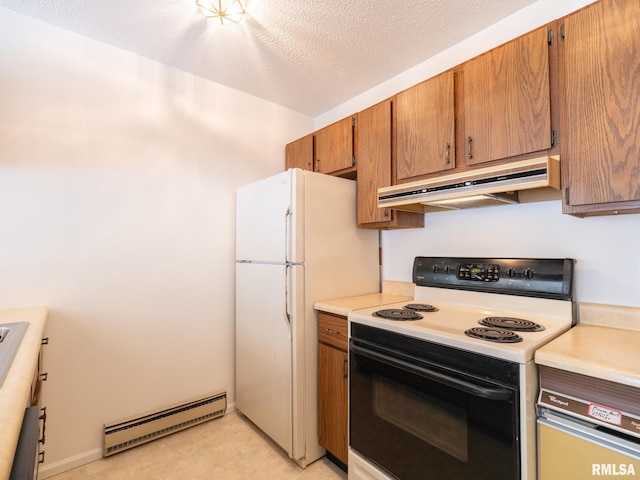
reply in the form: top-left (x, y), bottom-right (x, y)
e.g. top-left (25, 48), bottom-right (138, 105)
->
top-left (378, 156), bottom-right (561, 212)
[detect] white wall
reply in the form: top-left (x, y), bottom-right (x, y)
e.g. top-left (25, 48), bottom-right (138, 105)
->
top-left (381, 202), bottom-right (640, 309)
top-left (317, 0), bottom-right (640, 309)
top-left (0, 8), bottom-right (313, 476)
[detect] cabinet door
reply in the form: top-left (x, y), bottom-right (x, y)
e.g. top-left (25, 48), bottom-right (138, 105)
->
top-left (285, 135), bottom-right (314, 171)
top-left (357, 100), bottom-right (424, 229)
top-left (396, 71), bottom-right (455, 181)
top-left (464, 26), bottom-right (552, 166)
top-left (314, 117), bottom-right (355, 175)
top-left (561, 0), bottom-right (640, 215)
top-left (318, 342), bottom-right (348, 465)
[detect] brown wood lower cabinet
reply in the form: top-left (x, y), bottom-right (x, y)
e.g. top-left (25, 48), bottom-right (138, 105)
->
top-left (317, 312), bottom-right (348, 466)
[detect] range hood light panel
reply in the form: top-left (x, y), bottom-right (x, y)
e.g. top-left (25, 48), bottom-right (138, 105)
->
top-left (422, 193), bottom-right (520, 209)
top-left (424, 194), bottom-right (490, 206)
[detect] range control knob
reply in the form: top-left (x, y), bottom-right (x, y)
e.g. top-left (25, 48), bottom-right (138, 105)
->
top-left (444, 265), bottom-right (454, 274)
top-left (506, 267), bottom-right (517, 278)
top-left (522, 268), bottom-right (535, 279)
top-left (432, 265), bottom-right (440, 273)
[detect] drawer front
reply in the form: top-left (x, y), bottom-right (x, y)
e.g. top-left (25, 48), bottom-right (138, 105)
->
top-left (318, 312), bottom-right (348, 351)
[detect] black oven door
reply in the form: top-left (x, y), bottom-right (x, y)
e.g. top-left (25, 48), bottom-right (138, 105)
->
top-left (350, 325), bottom-right (520, 480)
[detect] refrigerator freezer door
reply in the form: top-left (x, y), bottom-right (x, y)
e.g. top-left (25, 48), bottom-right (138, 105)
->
top-left (236, 170), bottom-right (303, 264)
top-left (236, 261), bottom-right (293, 455)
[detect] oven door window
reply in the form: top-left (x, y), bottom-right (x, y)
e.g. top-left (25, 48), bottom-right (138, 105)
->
top-left (373, 374), bottom-right (469, 462)
top-left (350, 343), bottom-right (519, 480)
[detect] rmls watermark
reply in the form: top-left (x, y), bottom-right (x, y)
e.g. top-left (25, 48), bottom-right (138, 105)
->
top-left (592, 464), bottom-right (637, 476)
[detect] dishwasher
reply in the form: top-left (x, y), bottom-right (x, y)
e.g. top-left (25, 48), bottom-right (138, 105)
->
top-left (9, 406), bottom-right (40, 480)
top-left (537, 366), bottom-right (640, 479)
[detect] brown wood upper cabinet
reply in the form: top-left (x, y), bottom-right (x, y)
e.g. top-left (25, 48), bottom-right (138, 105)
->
top-left (285, 134), bottom-right (314, 171)
top-left (462, 26), bottom-right (553, 166)
top-left (560, 0), bottom-right (640, 216)
top-left (396, 70), bottom-right (455, 182)
top-left (356, 99), bottom-right (424, 229)
top-left (314, 116), bottom-right (356, 176)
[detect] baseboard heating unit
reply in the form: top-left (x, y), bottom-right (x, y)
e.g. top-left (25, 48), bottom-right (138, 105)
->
top-left (103, 391), bottom-right (226, 456)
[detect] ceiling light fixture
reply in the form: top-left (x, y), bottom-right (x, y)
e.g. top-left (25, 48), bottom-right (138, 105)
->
top-left (196, 0), bottom-right (246, 25)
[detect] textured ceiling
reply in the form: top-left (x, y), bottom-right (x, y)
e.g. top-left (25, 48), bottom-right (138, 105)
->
top-left (0, 0), bottom-right (539, 116)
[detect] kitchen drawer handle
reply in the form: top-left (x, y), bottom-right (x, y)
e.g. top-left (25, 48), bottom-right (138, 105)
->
top-left (40, 372), bottom-right (48, 382)
top-left (324, 328), bottom-right (342, 336)
top-left (38, 451), bottom-right (45, 464)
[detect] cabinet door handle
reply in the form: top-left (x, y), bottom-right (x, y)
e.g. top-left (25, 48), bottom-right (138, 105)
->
top-left (467, 136), bottom-right (473, 159)
top-left (342, 358), bottom-right (348, 379)
top-left (445, 142), bottom-right (451, 164)
top-left (38, 451), bottom-right (45, 464)
top-left (40, 372), bottom-right (48, 382)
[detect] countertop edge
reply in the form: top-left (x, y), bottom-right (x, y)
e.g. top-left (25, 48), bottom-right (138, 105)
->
top-left (0, 307), bottom-right (48, 480)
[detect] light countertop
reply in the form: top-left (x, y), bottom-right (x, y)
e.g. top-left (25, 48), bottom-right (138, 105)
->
top-left (0, 307), bottom-right (48, 480)
top-left (535, 302), bottom-right (640, 388)
top-left (314, 292), bottom-right (412, 317)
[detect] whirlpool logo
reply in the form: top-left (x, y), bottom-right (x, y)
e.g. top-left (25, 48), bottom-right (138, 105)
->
top-left (592, 464), bottom-right (636, 476)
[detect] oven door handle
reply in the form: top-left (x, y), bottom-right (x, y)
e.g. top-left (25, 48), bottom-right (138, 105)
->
top-left (351, 343), bottom-right (513, 401)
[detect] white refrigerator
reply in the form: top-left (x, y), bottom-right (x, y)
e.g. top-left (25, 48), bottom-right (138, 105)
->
top-left (235, 168), bottom-right (380, 467)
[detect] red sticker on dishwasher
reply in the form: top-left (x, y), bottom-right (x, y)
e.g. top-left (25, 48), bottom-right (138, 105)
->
top-left (588, 403), bottom-right (622, 425)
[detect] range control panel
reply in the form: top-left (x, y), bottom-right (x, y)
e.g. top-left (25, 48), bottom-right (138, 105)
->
top-left (413, 257), bottom-right (575, 299)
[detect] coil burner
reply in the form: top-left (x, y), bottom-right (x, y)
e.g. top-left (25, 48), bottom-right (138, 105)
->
top-left (464, 327), bottom-right (523, 343)
top-left (372, 309), bottom-right (423, 321)
top-left (479, 317), bottom-right (545, 332)
top-left (404, 303), bottom-right (439, 312)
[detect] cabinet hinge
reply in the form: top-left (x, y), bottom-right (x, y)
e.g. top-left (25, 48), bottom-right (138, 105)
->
top-left (551, 130), bottom-right (558, 147)
top-left (548, 29), bottom-right (554, 46)
top-left (560, 24), bottom-right (565, 42)
top-left (352, 155), bottom-right (356, 167)
top-left (565, 187), bottom-right (570, 205)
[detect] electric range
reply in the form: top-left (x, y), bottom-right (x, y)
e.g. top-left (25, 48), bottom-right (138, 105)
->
top-left (348, 256), bottom-right (575, 480)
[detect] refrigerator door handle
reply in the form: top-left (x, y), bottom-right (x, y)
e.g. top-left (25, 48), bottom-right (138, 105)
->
top-left (284, 264), bottom-right (292, 331)
top-left (285, 207), bottom-right (292, 264)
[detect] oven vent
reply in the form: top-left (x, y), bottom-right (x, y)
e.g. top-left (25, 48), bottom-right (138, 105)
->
top-left (103, 391), bottom-right (226, 457)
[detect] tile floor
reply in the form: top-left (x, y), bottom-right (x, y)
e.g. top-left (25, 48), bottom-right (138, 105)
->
top-left (46, 411), bottom-right (347, 480)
